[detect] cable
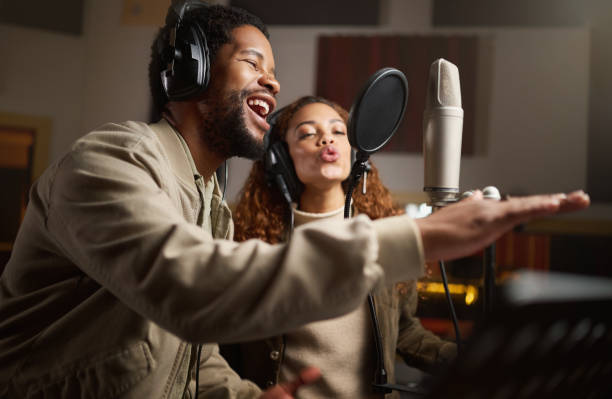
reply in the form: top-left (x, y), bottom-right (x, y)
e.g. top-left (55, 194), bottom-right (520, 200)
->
top-left (483, 243), bottom-right (496, 321)
top-left (288, 202), bottom-right (294, 234)
top-left (194, 344), bottom-right (202, 399)
top-left (221, 161), bottom-right (228, 201)
top-left (439, 260), bottom-right (462, 354)
top-left (367, 293), bottom-right (392, 394)
top-left (274, 175), bottom-right (295, 234)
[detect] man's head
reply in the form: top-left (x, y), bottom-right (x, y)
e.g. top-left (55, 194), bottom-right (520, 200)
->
top-left (149, 2), bottom-right (279, 160)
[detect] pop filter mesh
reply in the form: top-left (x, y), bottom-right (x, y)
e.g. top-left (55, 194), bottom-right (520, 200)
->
top-left (351, 70), bottom-right (407, 153)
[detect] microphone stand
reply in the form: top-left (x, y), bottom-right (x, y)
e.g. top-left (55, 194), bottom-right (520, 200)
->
top-left (427, 197), bottom-right (463, 355)
top-left (481, 186), bottom-right (501, 323)
top-left (344, 152), bottom-right (426, 395)
top-left (345, 152), bottom-right (391, 393)
top-left (483, 244), bottom-right (495, 322)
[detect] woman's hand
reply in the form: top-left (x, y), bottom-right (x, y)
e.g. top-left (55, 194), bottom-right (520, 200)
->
top-left (259, 367), bottom-right (321, 399)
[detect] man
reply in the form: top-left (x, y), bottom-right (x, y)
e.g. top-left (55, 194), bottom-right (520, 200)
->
top-left (0, 2), bottom-right (590, 398)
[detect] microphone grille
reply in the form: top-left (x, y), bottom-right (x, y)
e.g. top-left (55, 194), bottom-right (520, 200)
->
top-left (426, 58), bottom-right (461, 108)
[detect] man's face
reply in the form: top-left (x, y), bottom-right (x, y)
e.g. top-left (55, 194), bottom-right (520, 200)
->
top-left (197, 25), bottom-right (279, 160)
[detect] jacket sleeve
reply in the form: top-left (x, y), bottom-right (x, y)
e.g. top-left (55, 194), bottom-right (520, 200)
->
top-left (46, 128), bottom-right (424, 343)
top-left (395, 282), bottom-right (457, 374)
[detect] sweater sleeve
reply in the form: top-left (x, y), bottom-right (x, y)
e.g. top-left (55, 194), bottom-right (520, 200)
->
top-left (395, 282), bottom-right (457, 374)
top-left (193, 344), bottom-right (262, 398)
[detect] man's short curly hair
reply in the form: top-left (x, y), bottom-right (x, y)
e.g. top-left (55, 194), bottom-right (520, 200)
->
top-left (148, 2), bottom-right (269, 120)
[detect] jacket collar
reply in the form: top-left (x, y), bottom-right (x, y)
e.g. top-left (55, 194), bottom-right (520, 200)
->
top-left (150, 118), bottom-right (197, 190)
top-left (151, 119), bottom-right (228, 199)
top-left (149, 118), bottom-right (232, 238)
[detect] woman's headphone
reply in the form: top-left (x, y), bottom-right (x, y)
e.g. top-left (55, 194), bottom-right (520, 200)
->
top-left (263, 106), bottom-right (303, 204)
top-left (158, 0), bottom-right (211, 101)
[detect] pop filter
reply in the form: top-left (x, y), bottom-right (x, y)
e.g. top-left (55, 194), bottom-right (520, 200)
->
top-left (344, 67), bottom-right (408, 219)
top-left (348, 67), bottom-right (409, 155)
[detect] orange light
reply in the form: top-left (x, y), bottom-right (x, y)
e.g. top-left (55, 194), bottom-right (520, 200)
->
top-left (417, 282), bottom-right (479, 306)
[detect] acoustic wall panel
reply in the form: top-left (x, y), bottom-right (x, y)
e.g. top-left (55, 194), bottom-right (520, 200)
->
top-left (433, 0), bottom-right (587, 27)
top-left (0, 0), bottom-right (85, 35)
top-left (230, 0), bottom-right (379, 25)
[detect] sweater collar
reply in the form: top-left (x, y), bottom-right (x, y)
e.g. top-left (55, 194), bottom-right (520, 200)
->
top-left (292, 203), bottom-right (348, 228)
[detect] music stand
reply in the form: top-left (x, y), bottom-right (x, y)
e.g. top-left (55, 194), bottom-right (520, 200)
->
top-left (426, 271), bottom-right (612, 399)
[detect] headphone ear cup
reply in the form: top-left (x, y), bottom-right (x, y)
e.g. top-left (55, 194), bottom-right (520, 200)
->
top-left (265, 140), bottom-right (303, 203)
top-left (262, 105), bottom-right (302, 202)
top-left (163, 22), bottom-right (210, 101)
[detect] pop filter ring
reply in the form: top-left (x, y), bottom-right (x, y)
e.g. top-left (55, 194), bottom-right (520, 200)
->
top-left (348, 67), bottom-right (409, 155)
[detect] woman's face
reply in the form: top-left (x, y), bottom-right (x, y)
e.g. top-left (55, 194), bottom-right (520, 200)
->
top-left (285, 102), bottom-right (352, 190)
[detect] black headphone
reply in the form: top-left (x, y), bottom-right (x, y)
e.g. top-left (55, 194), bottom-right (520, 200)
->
top-left (158, 0), bottom-right (211, 101)
top-left (263, 106), bottom-right (303, 205)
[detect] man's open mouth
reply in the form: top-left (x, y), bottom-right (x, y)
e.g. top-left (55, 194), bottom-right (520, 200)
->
top-left (247, 97), bottom-right (273, 119)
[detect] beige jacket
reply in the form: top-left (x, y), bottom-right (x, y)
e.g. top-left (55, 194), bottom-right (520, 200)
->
top-left (0, 120), bottom-right (424, 398)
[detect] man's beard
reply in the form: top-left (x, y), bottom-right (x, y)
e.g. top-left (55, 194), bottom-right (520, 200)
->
top-left (196, 89), bottom-right (265, 160)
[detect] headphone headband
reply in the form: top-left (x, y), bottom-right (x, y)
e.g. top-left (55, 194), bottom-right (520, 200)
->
top-left (167, 0), bottom-right (207, 26)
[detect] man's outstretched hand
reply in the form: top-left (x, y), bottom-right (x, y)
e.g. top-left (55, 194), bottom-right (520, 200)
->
top-left (415, 190), bottom-right (590, 262)
top-left (259, 367), bottom-right (321, 399)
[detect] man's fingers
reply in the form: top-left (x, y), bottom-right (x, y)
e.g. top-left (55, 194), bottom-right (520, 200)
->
top-left (462, 190), bottom-right (483, 201)
top-left (502, 190), bottom-right (589, 225)
top-left (559, 190), bottom-right (590, 212)
top-left (281, 366), bottom-right (321, 395)
top-left (501, 194), bottom-right (563, 222)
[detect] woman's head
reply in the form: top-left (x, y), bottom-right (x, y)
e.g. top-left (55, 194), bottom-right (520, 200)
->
top-left (274, 97), bottom-right (352, 192)
top-left (235, 96), bottom-right (403, 243)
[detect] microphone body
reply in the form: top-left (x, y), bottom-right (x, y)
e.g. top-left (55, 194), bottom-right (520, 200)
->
top-left (421, 60), bottom-right (465, 353)
top-left (423, 59), bottom-right (464, 208)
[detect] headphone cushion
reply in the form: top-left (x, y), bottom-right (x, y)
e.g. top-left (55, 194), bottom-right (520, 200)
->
top-left (265, 141), bottom-right (303, 202)
top-left (168, 23), bottom-right (209, 100)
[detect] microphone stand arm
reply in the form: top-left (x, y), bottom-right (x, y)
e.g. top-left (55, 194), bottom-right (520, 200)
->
top-left (344, 151), bottom-right (370, 219)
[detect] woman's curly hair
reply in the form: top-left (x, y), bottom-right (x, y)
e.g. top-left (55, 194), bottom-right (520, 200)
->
top-left (234, 96), bottom-right (403, 243)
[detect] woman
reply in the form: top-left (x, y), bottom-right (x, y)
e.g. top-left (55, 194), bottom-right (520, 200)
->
top-left (228, 96), bottom-right (456, 398)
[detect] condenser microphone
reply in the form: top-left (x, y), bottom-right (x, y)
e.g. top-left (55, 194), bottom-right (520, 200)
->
top-left (423, 58), bottom-right (464, 208)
